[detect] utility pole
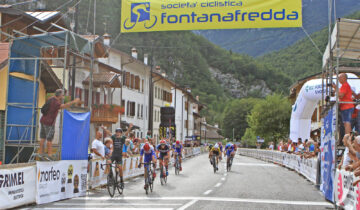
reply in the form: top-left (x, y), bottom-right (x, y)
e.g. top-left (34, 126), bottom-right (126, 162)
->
top-left (71, 0), bottom-right (79, 100)
top-left (233, 128), bottom-right (234, 142)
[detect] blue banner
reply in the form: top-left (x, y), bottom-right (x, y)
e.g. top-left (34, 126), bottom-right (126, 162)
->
top-left (61, 110), bottom-right (90, 160)
top-left (320, 106), bottom-right (336, 202)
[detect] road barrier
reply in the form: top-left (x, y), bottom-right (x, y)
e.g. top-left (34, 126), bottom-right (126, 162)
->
top-left (0, 164), bottom-right (36, 209)
top-left (239, 149), bottom-right (319, 184)
top-left (335, 169), bottom-right (360, 209)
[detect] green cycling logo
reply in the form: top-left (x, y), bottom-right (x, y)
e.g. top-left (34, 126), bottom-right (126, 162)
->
top-left (124, 2), bottom-right (157, 30)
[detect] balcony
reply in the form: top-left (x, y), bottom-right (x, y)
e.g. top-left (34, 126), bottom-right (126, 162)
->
top-left (91, 104), bottom-right (124, 124)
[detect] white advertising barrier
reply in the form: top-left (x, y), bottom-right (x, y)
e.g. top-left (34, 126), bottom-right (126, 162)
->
top-left (0, 165), bottom-right (36, 209)
top-left (240, 149), bottom-right (318, 184)
top-left (36, 160), bottom-right (88, 205)
top-left (122, 156), bottom-right (144, 179)
top-left (89, 159), bottom-right (107, 189)
top-left (335, 169), bottom-right (360, 210)
top-left (193, 147), bottom-right (201, 155)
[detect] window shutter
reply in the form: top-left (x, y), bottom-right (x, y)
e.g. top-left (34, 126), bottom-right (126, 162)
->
top-left (135, 76), bottom-right (140, 90)
top-left (96, 92), bottom-right (100, 104)
top-left (169, 93), bottom-right (173, 103)
top-left (84, 89), bottom-right (89, 107)
top-left (142, 79), bottom-right (144, 92)
top-left (131, 74), bottom-right (135, 89)
top-left (126, 72), bottom-right (130, 87)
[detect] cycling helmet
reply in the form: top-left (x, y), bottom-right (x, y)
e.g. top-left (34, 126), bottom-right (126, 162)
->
top-left (115, 128), bottom-right (123, 133)
top-left (176, 140), bottom-right (180, 145)
top-left (160, 140), bottom-right (166, 145)
top-left (214, 143), bottom-right (219, 149)
top-left (226, 143), bottom-right (231, 148)
top-left (143, 143), bottom-right (150, 151)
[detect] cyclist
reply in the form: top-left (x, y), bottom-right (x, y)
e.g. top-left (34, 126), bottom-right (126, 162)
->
top-left (139, 142), bottom-right (157, 189)
top-left (224, 142), bottom-right (235, 165)
top-left (209, 143), bottom-right (221, 170)
top-left (172, 140), bottom-right (183, 171)
top-left (218, 142), bottom-right (223, 161)
top-left (104, 123), bottom-right (133, 187)
top-left (156, 140), bottom-right (171, 176)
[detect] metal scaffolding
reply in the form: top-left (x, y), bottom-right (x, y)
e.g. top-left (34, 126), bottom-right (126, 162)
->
top-left (2, 26), bottom-right (98, 164)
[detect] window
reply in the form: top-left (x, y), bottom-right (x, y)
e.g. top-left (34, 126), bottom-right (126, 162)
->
top-left (185, 101), bottom-right (188, 111)
top-left (185, 120), bottom-right (188, 129)
top-left (127, 101), bottom-right (130, 116)
top-left (137, 104), bottom-right (140, 118)
top-left (130, 102), bottom-right (136, 116)
top-left (155, 87), bottom-right (157, 98)
top-left (141, 105), bottom-right (143, 118)
top-left (121, 100), bottom-right (125, 107)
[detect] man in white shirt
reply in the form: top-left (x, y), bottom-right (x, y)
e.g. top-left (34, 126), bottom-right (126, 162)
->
top-left (92, 131), bottom-right (105, 159)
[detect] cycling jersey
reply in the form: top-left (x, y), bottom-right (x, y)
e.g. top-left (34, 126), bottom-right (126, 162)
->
top-left (157, 144), bottom-right (170, 160)
top-left (210, 147), bottom-right (221, 155)
top-left (172, 143), bottom-right (182, 154)
top-left (140, 146), bottom-right (156, 163)
top-left (111, 135), bottom-right (126, 163)
top-left (225, 144), bottom-right (235, 157)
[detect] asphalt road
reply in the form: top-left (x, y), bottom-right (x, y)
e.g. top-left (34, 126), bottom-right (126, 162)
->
top-left (22, 153), bottom-right (334, 210)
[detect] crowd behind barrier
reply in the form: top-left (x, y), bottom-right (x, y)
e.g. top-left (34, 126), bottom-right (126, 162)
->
top-left (239, 149), bottom-right (319, 184)
top-left (0, 146), bottom-right (206, 209)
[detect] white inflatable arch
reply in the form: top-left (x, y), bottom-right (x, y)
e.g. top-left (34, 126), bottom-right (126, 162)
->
top-left (289, 73), bottom-right (360, 142)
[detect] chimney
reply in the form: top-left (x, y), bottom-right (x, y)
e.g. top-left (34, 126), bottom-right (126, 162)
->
top-left (131, 47), bottom-right (138, 59)
top-left (144, 54), bottom-right (148, 65)
top-left (156, 66), bottom-right (161, 74)
top-left (161, 72), bottom-right (166, 78)
top-left (103, 33), bottom-right (111, 46)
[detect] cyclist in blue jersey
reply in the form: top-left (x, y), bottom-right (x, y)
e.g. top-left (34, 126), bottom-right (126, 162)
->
top-left (172, 140), bottom-right (183, 171)
top-left (218, 142), bottom-right (223, 161)
top-left (156, 140), bottom-right (171, 176)
top-left (224, 143), bottom-right (236, 162)
top-left (138, 143), bottom-right (157, 189)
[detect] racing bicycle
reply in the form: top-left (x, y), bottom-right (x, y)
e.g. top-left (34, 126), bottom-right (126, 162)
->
top-left (101, 162), bottom-right (123, 197)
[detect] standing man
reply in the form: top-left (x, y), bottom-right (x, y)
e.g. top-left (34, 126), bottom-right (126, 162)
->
top-left (104, 123), bottom-right (133, 186)
top-left (92, 131), bottom-right (105, 159)
top-left (39, 89), bottom-right (80, 157)
top-left (333, 73), bottom-right (355, 134)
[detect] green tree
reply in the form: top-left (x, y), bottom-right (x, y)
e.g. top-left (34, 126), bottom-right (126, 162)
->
top-left (246, 94), bottom-right (291, 146)
top-left (242, 127), bottom-right (257, 147)
top-left (222, 98), bottom-right (261, 140)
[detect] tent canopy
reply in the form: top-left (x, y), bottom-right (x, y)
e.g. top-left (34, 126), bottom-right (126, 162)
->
top-left (323, 18), bottom-right (360, 68)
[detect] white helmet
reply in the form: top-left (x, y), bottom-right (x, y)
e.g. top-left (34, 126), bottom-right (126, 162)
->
top-left (214, 143), bottom-right (219, 149)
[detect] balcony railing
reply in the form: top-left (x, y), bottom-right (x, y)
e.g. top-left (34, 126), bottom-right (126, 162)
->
top-left (91, 104), bottom-right (124, 124)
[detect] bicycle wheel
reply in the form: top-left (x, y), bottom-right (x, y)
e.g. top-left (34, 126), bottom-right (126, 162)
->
top-left (149, 169), bottom-right (154, 192)
top-left (145, 167), bottom-right (149, 194)
top-left (160, 165), bottom-right (165, 185)
top-left (213, 156), bottom-right (217, 173)
top-left (116, 171), bottom-right (123, 195)
top-left (107, 169), bottom-right (116, 197)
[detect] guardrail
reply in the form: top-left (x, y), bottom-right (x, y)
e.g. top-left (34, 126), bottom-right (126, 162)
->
top-left (239, 149), bottom-right (319, 184)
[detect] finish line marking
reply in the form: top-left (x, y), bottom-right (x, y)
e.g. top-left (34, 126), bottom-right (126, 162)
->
top-left (177, 199), bottom-right (198, 210)
top-left (203, 190), bottom-right (212, 195)
top-left (71, 197), bottom-right (333, 206)
top-left (215, 183), bottom-right (222, 187)
top-left (53, 203), bottom-right (182, 206)
top-left (233, 163), bottom-right (277, 167)
top-left (28, 208), bottom-right (173, 210)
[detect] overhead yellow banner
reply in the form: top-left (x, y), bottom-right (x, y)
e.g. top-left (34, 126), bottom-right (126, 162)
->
top-left (121, 0), bottom-right (302, 33)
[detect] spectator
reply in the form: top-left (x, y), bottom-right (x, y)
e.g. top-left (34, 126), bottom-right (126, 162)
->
top-left (133, 138), bottom-right (140, 154)
top-left (39, 89), bottom-right (80, 157)
top-left (128, 132), bottom-right (136, 153)
top-left (104, 137), bottom-right (113, 159)
top-left (277, 141), bottom-right (283, 151)
top-left (287, 139), bottom-right (292, 153)
top-left (268, 142), bottom-right (274, 150)
top-left (92, 131), bottom-right (105, 159)
top-left (338, 134), bottom-right (356, 169)
top-left (333, 73), bottom-right (355, 135)
top-left (298, 138), bottom-right (305, 152)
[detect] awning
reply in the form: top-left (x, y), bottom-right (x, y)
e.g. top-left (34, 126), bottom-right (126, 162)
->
top-left (322, 18), bottom-right (360, 68)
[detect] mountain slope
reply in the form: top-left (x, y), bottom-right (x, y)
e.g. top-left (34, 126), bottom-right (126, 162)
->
top-left (259, 11), bottom-right (360, 82)
top-left (196, 0), bottom-right (360, 57)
